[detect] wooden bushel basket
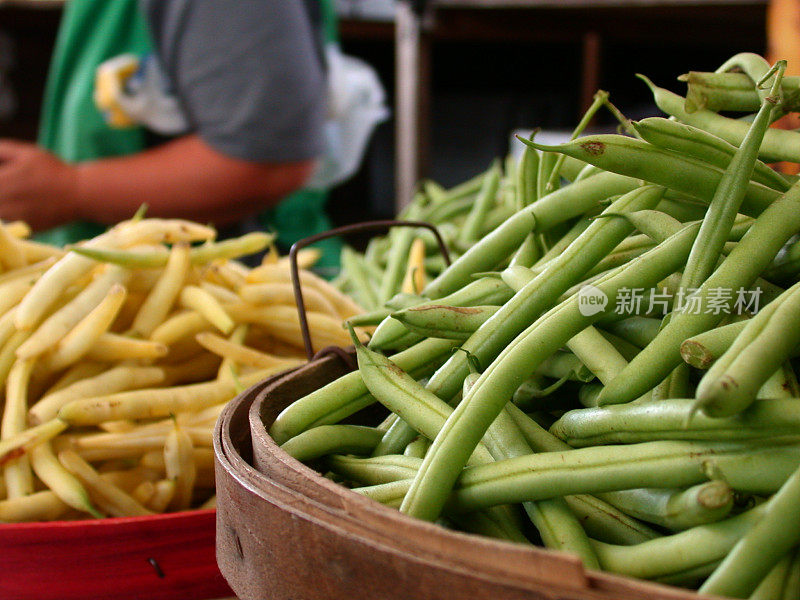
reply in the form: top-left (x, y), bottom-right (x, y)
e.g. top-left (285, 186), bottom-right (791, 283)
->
top-left (214, 348), bottom-right (710, 600)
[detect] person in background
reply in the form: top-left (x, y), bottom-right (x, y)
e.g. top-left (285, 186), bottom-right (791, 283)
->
top-left (0, 0), bottom-right (345, 267)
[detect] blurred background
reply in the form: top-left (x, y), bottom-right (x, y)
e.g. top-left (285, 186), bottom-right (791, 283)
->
top-left (0, 0), bottom-right (773, 226)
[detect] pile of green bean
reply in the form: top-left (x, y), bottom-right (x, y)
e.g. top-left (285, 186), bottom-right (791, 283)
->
top-left (272, 53), bottom-right (800, 598)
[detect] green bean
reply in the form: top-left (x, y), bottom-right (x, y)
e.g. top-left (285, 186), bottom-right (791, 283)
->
top-left (598, 210), bottom-right (682, 244)
top-left (449, 511), bottom-right (531, 544)
top-left (479, 204), bottom-right (516, 237)
top-left (597, 181), bottom-right (800, 407)
top-left (596, 481), bottom-right (734, 531)
top-left (562, 494), bottom-right (659, 546)
top-left (565, 326), bottom-right (628, 385)
top-left (426, 185), bottom-right (666, 405)
top-left (633, 117), bottom-right (790, 192)
top-left (372, 414), bottom-right (421, 457)
top-left (369, 277), bottom-right (514, 350)
top-left (420, 196), bottom-right (474, 225)
top-left (360, 440), bottom-right (800, 516)
top-left (700, 463), bottom-right (800, 598)
top-left (340, 246), bottom-right (379, 310)
top-left (377, 211), bottom-right (420, 304)
top-left (279, 425), bottom-right (383, 462)
top-left (328, 454), bottom-right (420, 486)
top-left (508, 234), bottom-right (541, 269)
top-left (401, 223), bottom-right (702, 521)
top-left (758, 362), bottom-right (800, 398)
top-left (515, 134), bottom-right (539, 210)
top-left (421, 171), bottom-right (641, 299)
top-left (783, 548), bottom-right (800, 600)
top-left (696, 279), bottom-right (800, 417)
top-left (749, 550), bottom-right (796, 600)
top-left (639, 73), bottom-right (800, 164)
top-left (678, 70), bottom-right (800, 112)
top-left (511, 374), bottom-right (575, 411)
top-left (552, 399), bottom-right (800, 447)
top-left (680, 319), bottom-right (748, 369)
top-left (269, 337), bottom-right (458, 444)
top-left (519, 133), bottom-right (779, 218)
top-left (666, 62), bottom-right (785, 406)
top-left (351, 337), bottom-right (592, 555)
top-left (592, 502), bottom-right (767, 580)
top-left (602, 316), bottom-right (662, 348)
top-left (679, 61), bottom-right (785, 299)
top-left (499, 265), bottom-right (536, 292)
top-left (597, 330), bottom-right (643, 360)
top-left (459, 160), bottom-right (502, 244)
top-left (390, 305), bottom-right (500, 341)
top-left (532, 216), bottom-right (594, 267)
top-left (403, 437), bottom-right (428, 459)
top-left (654, 192), bottom-right (709, 222)
top-left (543, 90), bottom-right (609, 192)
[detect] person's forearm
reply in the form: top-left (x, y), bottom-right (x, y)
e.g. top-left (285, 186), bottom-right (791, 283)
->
top-left (74, 134), bottom-right (315, 226)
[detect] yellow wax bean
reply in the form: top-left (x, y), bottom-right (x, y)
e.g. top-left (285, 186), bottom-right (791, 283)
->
top-left (164, 421), bottom-right (196, 511)
top-left (130, 242), bottom-right (191, 337)
top-left (58, 449), bottom-right (152, 517)
top-left (58, 370), bottom-right (268, 425)
top-left (197, 331), bottom-right (304, 371)
top-left (17, 265), bottom-right (130, 359)
top-left (29, 365), bottom-right (166, 424)
top-left (179, 285), bottom-right (234, 334)
top-left (84, 333), bottom-right (168, 362)
top-left (41, 283), bottom-right (127, 372)
top-left (237, 281), bottom-right (338, 316)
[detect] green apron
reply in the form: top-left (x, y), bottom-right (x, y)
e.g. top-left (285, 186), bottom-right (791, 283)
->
top-left (38, 0), bottom-right (341, 272)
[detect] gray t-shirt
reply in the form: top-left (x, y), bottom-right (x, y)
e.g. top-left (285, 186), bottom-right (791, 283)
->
top-left (141, 0), bottom-right (327, 163)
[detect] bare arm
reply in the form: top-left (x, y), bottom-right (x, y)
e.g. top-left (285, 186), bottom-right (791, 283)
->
top-left (0, 135), bottom-right (314, 231)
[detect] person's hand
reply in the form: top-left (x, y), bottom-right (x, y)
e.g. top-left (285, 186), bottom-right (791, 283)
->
top-left (0, 140), bottom-right (78, 230)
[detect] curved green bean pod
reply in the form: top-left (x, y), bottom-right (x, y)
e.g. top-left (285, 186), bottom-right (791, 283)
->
top-left (391, 304), bottom-right (500, 341)
top-left (749, 550), bottom-right (796, 600)
top-left (551, 399), bottom-right (800, 447)
top-left (358, 441), bottom-right (800, 516)
top-left (402, 223), bottom-right (701, 521)
top-left (639, 73), bottom-right (800, 164)
top-left (700, 463), bottom-right (800, 598)
top-left (340, 246), bottom-right (379, 310)
top-left (565, 326), bottom-right (628, 385)
top-left (596, 481), bottom-right (734, 531)
top-left (421, 171), bottom-right (641, 299)
top-left (602, 316), bottom-right (662, 348)
top-left (696, 279), bottom-right (800, 417)
top-left (515, 136), bottom-right (539, 210)
top-left (591, 502), bottom-right (767, 580)
top-left (563, 494), bottom-right (659, 546)
top-left (518, 134), bottom-right (779, 218)
top-left (598, 181), bottom-right (800, 406)
top-left (459, 161), bottom-right (502, 244)
top-left (352, 337), bottom-right (595, 560)
top-left (369, 277), bottom-right (514, 351)
top-left (679, 61), bottom-right (785, 308)
top-left (632, 117), bottom-right (790, 192)
top-left (426, 185), bottom-right (667, 405)
top-left (783, 548), bottom-right (800, 600)
top-left (680, 319), bottom-right (748, 369)
top-left (403, 437), bottom-right (428, 459)
top-left (372, 414), bottom-right (421, 457)
top-left (269, 337), bottom-right (458, 445)
top-left (678, 70), bottom-right (800, 112)
top-left (280, 425), bottom-right (384, 462)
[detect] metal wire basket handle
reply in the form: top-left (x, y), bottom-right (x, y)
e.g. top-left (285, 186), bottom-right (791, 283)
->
top-left (289, 219), bottom-right (451, 363)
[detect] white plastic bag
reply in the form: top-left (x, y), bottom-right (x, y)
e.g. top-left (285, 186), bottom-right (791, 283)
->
top-left (305, 44), bottom-right (390, 190)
